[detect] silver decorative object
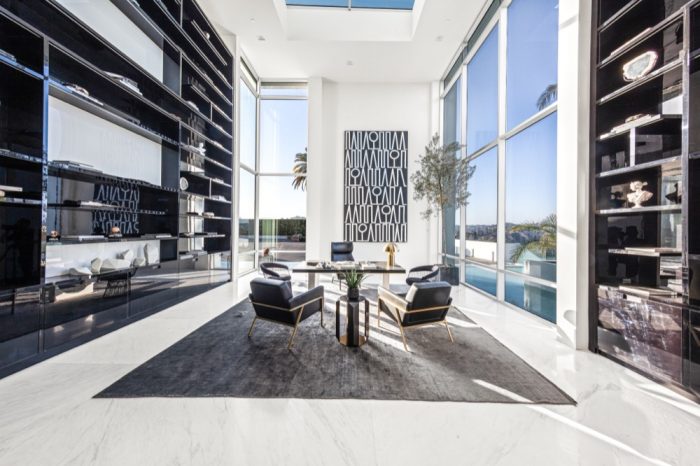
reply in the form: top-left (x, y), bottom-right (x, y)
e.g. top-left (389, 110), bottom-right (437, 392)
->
top-left (622, 51), bottom-right (658, 82)
top-left (180, 177), bottom-right (189, 191)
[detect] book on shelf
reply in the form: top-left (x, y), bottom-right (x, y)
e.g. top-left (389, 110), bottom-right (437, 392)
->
top-left (618, 285), bottom-right (677, 298)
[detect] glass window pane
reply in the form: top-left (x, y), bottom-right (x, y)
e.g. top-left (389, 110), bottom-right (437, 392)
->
top-left (506, 0), bottom-right (559, 129)
top-left (466, 147), bottom-right (498, 267)
top-left (442, 77), bottom-right (462, 257)
top-left (505, 113), bottom-right (557, 284)
top-left (237, 252), bottom-right (255, 276)
top-left (505, 274), bottom-right (556, 323)
top-left (260, 100), bottom-right (308, 173)
top-left (465, 262), bottom-right (497, 296)
top-left (467, 25), bottom-right (499, 155)
top-left (240, 81), bottom-right (256, 169)
top-left (238, 170), bottom-right (255, 254)
top-left (258, 176), bottom-right (306, 262)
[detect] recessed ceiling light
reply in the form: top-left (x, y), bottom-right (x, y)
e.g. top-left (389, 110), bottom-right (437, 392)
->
top-left (250, 17), bottom-right (256, 22)
top-left (346, 60), bottom-right (354, 66)
top-left (436, 35), bottom-right (444, 42)
top-left (257, 35), bottom-right (266, 41)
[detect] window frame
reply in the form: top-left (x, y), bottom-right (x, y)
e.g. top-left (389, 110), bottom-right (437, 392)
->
top-left (439, 0), bottom-right (559, 320)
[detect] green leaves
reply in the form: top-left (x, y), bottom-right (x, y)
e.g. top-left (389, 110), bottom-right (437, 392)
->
top-left (345, 268), bottom-right (366, 289)
top-left (509, 213), bottom-right (557, 263)
top-left (410, 133), bottom-right (474, 219)
top-left (292, 149), bottom-right (307, 191)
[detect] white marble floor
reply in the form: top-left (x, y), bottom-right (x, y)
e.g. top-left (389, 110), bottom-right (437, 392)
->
top-left (0, 277), bottom-right (698, 465)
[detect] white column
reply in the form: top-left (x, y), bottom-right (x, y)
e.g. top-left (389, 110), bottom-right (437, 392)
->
top-left (556, 0), bottom-right (592, 349)
top-left (306, 77), bottom-right (324, 261)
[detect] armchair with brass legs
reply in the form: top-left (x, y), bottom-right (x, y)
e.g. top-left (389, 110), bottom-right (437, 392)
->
top-left (248, 278), bottom-right (325, 350)
top-left (377, 281), bottom-right (454, 352)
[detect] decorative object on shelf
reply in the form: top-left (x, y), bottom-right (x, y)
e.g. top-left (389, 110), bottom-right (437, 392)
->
top-left (344, 268), bottom-right (366, 301)
top-left (109, 226), bottom-right (122, 238)
top-left (69, 267), bottom-right (92, 276)
top-left (185, 100), bottom-right (199, 112)
top-left (626, 181), bottom-right (654, 208)
top-left (384, 242), bottom-right (398, 267)
top-left (179, 177), bottom-right (189, 191)
top-left (65, 83), bottom-right (104, 107)
top-left (610, 190), bottom-right (625, 208)
top-left (665, 182), bottom-right (682, 204)
top-left (100, 258), bottom-right (131, 272)
top-left (202, 212), bottom-right (215, 218)
top-left (211, 194), bottom-right (227, 201)
top-left (49, 230), bottom-right (61, 242)
top-left (117, 249), bottom-right (134, 262)
top-left (90, 258), bottom-right (102, 274)
top-left (144, 244), bottom-right (159, 265)
top-left (622, 51), bottom-right (658, 82)
top-left (0, 184), bottom-right (23, 194)
top-left (104, 71), bottom-right (141, 95)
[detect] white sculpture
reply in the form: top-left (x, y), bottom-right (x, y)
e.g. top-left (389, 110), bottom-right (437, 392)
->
top-left (626, 181), bottom-right (653, 208)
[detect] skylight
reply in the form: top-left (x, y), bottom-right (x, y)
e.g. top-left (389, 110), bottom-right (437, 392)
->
top-left (286, 0), bottom-right (415, 11)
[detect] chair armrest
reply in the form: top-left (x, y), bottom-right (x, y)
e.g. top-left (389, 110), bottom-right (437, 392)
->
top-left (378, 286), bottom-right (409, 312)
top-left (289, 286), bottom-right (325, 310)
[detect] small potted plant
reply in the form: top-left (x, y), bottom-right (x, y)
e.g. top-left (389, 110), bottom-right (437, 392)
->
top-left (344, 268), bottom-right (366, 301)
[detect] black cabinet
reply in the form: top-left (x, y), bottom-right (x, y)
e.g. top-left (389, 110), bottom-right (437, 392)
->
top-left (687, 310), bottom-right (700, 396)
top-left (0, 287), bottom-right (42, 369)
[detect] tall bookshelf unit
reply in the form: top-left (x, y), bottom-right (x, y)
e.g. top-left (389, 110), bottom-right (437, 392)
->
top-left (592, 0), bottom-right (699, 400)
top-left (0, 0), bottom-right (233, 377)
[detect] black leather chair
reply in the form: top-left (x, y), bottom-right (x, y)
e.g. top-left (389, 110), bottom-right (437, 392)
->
top-left (260, 262), bottom-right (291, 281)
top-left (330, 242), bottom-right (354, 289)
top-left (405, 264), bottom-right (440, 286)
top-left (248, 278), bottom-right (325, 349)
top-left (377, 281), bottom-right (453, 351)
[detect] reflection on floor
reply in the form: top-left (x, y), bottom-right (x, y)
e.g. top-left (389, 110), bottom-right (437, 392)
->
top-left (0, 275), bottom-right (698, 465)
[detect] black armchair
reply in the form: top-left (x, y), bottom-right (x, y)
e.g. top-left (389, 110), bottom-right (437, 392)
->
top-left (377, 281), bottom-right (453, 351)
top-left (405, 264), bottom-right (440, 286)
top-left (260, 262), bottom-right (291, 281)
top-left (330, 242), bottom-right (354, 289)
top-left (248, 278), bottom-right (325, 349)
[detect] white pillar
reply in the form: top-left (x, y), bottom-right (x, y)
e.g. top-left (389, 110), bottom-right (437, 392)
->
top-left (556, 0), bottom-right (592, 349)
top-left (306, 77), bottom-right (324, 261)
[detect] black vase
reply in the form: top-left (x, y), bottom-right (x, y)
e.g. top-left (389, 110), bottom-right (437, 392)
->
top-left (347, 287), bottom-right (360, 300)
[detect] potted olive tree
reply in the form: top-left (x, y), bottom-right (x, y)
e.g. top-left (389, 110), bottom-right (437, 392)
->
top-left (411, 133), bottom-right (474, 285)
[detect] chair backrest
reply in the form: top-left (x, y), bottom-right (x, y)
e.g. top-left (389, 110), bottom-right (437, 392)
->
top-left (406, 281), bottom-right (452, 310)
top-left (407, 264), bottom-right (440, 282)
top-left (249, 278), bottom-right (293, 309)
top-left (331, 242), bottom-right (354, 261)
top-left (260, 262), bottom-right (290, 279)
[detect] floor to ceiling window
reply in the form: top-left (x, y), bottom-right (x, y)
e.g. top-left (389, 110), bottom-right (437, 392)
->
top-left (442, 76), bottom-right (461, 260)
top-left (237, 62), bottom-right (308, 276)
top-left (441, 0), bottom-right (559, 322)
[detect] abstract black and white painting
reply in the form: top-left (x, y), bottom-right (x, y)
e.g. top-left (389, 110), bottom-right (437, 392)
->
top-left (344, 130), bottom-right (408, 242)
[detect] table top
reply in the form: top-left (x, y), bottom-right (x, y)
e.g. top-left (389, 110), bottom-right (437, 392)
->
top-left (292, 261), bottom-right (405, 274)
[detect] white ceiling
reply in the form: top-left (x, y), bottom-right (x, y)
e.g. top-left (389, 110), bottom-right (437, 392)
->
top-left (198, 0), bottom-right (489, 83)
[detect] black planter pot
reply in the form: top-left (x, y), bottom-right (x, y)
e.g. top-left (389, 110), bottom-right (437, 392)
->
top-left (438, 265), bottom-right (459, 286)
top-left (347, 287), bottom-right (360, 300)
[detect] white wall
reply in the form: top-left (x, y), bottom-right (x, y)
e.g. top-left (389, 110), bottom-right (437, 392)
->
top-left (306, 80), bottom-right (439, 283)
top-left (56, 0), bottom-right (164, 81)
top-left (556, 0), bottom-right (592, 349)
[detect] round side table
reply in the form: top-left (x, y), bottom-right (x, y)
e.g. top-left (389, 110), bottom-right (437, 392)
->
top-left (335, 295), bottom-right (370, 347)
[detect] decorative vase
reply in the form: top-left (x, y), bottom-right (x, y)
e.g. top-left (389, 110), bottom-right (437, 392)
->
top-left (384, 242), bottom-right (397, 267)
top-left (347, 287), bottom-right (360, 301)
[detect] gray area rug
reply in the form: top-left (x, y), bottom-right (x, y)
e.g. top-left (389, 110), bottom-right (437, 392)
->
top-left (96, 293), bottom-right (575, 404)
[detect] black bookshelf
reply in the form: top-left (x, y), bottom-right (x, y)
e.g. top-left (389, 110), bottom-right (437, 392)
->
top-left (0, 0), bottom-right (233, 377)
top-left (591, 0), bottom-right (700, 401)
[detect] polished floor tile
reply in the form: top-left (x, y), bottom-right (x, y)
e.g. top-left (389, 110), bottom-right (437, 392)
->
top-left (0, 278), bottom-right (698, 465)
